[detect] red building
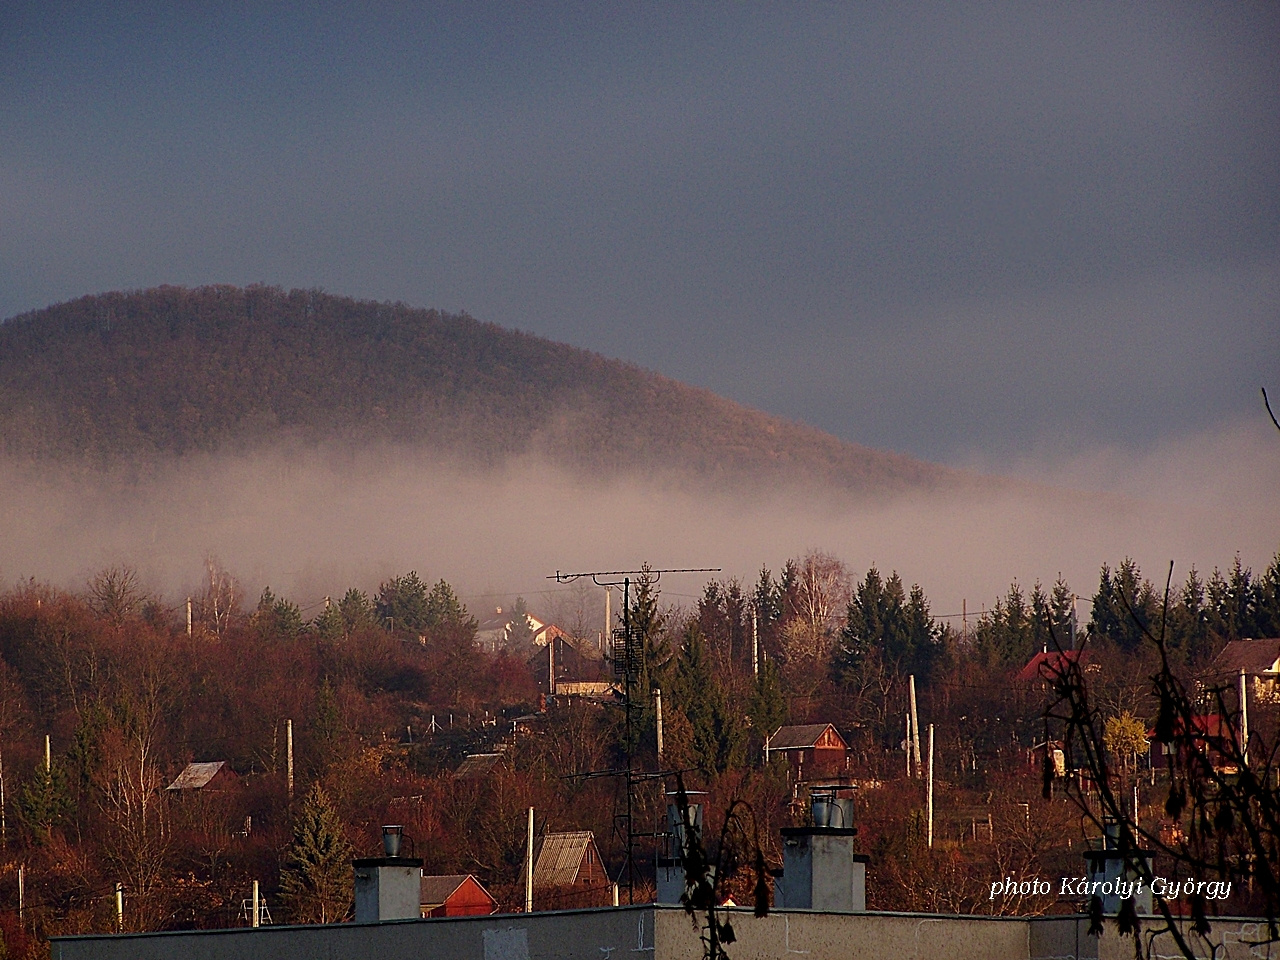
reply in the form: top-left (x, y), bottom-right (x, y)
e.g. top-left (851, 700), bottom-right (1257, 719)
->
top-left (767, 723), bottom-right (849, 781)
top-left (420, 875), bottom-right (498, 918)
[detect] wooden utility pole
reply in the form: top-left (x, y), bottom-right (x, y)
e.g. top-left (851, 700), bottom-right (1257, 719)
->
top-left (654, 688), bottom-right (664, 760)
top-left (905, 713), bottom-right (912, 778)
top-left (525, 807), bottom-right (535, 913)
top-left (1240, 669), bottom-right (1250, 763)
top-left (909, 676), bottom-right (921, 776)
top-left (604, 587), bottom-right (612, 659)
top-left (927, 724), bottom-right (935, 848)
top-left (751, 608), bottom-right (759, 677)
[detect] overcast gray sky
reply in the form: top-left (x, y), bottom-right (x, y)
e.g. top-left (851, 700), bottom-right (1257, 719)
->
top-left (2, 3), bottom-right (1277, 465)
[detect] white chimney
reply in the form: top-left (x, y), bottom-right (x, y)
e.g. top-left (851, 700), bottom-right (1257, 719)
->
top-left (774, 787), bottom-right (866, 912)
top-left (353, 826), bottom-right (424, 922)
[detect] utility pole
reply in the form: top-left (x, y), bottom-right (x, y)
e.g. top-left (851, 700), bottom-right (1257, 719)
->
top-left (187, 597), bottom-right (193, 637)
top-left (927, 724), bottom-right (935, 848)
top-left (1240, 669), bottom-right (1250, 763)
top-left (905, 713), bottom-right (912, 778)
top-left (549, 566), bottom-right (718, 903)
top-left (961, 599), bottom-right (967, 646)
top-left (654, 688), bottom-right (664, 760)
top-left (604, 587), bottom-right (612, 659)
top-left (525, 807), bottom-right (535, 913)
top-left (286, 720), bottom-right (294, 801)
top-left (908, 676), bottom-right (921, 777)
top-left (751, 607), bottom-right (759, 677)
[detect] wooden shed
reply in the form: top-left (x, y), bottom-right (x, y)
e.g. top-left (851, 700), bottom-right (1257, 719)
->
top-left (532, 831), bottom-right (611, 908)
top-left (767, 723), bottom-right (849, 781)
top-left (419, 874), bottom-right (497, 918)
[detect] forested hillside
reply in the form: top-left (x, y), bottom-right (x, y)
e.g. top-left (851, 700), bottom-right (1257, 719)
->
top-left (0, 286), bottom-right (961, 493)
top-left (0, 547), bottom-right (1275, 955)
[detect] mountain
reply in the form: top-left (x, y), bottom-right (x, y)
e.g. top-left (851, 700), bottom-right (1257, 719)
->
top-left (0, 285), bottom-right (972, 494)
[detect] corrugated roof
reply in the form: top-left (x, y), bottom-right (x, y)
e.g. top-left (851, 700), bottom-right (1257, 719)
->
top-left (768, 724), bottom-right (845, 751)
top-left (1211, 639), bottom-right (1280, 676)
top-left (455, 753), bottom-right (504, 780)
top-left (533, 831), bottom-right (597, 888)
top-left (166, 761), bottom-right (226, 790)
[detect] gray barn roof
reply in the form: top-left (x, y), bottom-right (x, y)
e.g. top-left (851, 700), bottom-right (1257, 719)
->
top-left (533, 831), bottom-right (599, 888)
top-left (166, 761), bottom-right (227, 790)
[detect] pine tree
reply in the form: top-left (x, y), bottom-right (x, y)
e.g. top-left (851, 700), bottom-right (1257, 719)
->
top-left (279, 784), bottom-right (353, 924)
top-left (18, 758), bottom-right (72, 841)
top-left (671, 623), bottom-right (745, 777)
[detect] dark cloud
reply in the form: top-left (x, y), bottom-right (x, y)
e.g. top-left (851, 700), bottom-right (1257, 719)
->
top-left (1, 4), bottom-right (1277, 461)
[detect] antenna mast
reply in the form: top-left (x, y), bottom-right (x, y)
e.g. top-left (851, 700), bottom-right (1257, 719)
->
top-left (549, 567), bottom-right (717, 902)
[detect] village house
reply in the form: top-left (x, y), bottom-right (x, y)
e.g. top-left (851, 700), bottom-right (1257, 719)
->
top-left (1015, 648), bottom-right (1093, 686)
top-left (1209, 637), bottom-right (1280, 703)
top-left (766, 723), bottom-right (849, 782)
top-left (419, 875), bottom-right (497, 918)
top-left (474, 607), bottom-right (570, 655)
top-left (532, 831), bottom-right (612, 909)
top-left (166, 761), bottom-right (237, 793)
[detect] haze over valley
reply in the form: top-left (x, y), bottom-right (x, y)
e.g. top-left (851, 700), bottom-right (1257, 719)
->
top-left (1, 286), bottom-right (1273, 617)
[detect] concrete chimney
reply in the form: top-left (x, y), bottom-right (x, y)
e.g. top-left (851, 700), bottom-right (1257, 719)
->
top-left (656, 794), bottom-right (706, 905)
top-left (353, 826), bottom-right (424, 922)
top-left (774, 786), bottom-right (866, 912)
top-left (1082, 820), bottom-right (1152, 915)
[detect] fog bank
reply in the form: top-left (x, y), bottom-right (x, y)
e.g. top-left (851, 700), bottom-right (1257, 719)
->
top-left (0, 421), bottom-right (1275, 622)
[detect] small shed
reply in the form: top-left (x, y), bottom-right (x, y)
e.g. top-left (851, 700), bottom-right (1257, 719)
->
top-left (420, 874), bottom-right (497, 918)
top-left (166, 761), bottom-right (235, 792)
top-left (767, 724), bottom-right (849, 781)
top-left (532, 831), bottom-right (611, 908)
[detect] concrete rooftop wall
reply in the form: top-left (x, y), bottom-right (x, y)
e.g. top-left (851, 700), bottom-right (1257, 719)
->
top-left (49, 906), bottom-right (1273, 960)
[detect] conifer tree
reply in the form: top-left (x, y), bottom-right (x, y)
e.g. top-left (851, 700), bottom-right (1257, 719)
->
top-left (279, 784), bottom-right (353, 924)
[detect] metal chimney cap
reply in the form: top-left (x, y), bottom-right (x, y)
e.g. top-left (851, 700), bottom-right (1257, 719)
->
top-left (382, 825), bottom-right (405, 858)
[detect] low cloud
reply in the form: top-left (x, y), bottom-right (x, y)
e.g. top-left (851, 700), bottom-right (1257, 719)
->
top-left (1, 420), bottom-right (1274, 625)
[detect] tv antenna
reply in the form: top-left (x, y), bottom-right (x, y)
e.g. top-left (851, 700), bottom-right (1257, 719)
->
top-left (548, 567), bottom-right (718, 901)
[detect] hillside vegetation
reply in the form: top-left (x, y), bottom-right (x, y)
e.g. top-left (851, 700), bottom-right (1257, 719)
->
top-left (0, 286), bottom-right (961, 493)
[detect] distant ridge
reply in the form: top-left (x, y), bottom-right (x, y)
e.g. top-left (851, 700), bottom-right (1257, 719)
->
top-left (0, 286), bottom-right (974, 495)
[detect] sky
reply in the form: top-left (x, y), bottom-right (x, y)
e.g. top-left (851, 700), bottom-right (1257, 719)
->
top-left (2, 3), bottom-right (1278, 467)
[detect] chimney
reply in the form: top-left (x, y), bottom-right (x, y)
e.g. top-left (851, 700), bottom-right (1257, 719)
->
top-left (656, 792), bottom-right (706, 905)
top-left (774, 785), bottom-right (866, 912)
top-left (353, 826), bottom-right (424, 922)
top-left (1082, 819), bottom-right (1152, 916)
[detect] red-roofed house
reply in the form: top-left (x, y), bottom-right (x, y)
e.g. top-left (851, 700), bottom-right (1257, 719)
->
top-left (420, 875), bottom-right (497, 918)
top-left (766, 723), bottom-right (849, 781)
top-left (1016, 649), bottom-right (1092, 685)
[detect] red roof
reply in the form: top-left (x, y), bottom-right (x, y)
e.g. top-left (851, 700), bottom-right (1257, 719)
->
top-left (1016, 649), bottom-right (1088, 683)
